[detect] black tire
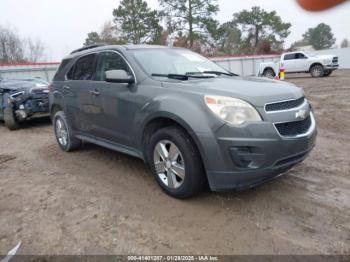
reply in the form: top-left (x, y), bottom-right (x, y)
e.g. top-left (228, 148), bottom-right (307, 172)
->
top-left (147, 126), bottom-right (206, 199)
top-left (53, 111), bottom-right (82, 152)
top-left (4, 107), bottom-right (19, 130)
top-left (323, 70), bottom-right (332, 77)
top-left (310, 64), bottom-right (324, 77)
top-left (263, 68), bottom-right (275, 78)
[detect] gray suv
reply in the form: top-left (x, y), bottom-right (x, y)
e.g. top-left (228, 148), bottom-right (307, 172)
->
top-left (50, 45), bottom-right (317, 198)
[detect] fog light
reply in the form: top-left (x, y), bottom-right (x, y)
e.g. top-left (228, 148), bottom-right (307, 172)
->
top-left (230, 147), bottom-right (265, 169)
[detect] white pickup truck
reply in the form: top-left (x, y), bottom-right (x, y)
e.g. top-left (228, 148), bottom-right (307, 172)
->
top-left (258, 51), bottom-right (339, 78)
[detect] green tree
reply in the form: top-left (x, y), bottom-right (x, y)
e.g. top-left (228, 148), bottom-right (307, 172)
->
top-left (302, 23), bottom-right (336, 50)
top-left (160, 0), bottom-right (219, 49)
top-left (233, 6), bottom-right (291, 53)
top-left (84, 32), bottom-right (102, 46)
top-left (216, 22), bottom-right (242, 55)
top-left (113, 0), bottom-right (161, 44)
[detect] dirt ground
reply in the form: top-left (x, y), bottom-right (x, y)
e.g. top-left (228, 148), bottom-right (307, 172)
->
top-left (0, 70), bottom-right (349, 255)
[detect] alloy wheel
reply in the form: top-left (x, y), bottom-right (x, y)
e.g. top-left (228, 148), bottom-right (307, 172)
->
top-left (55, 118), bottom-right (68, 147)
top-left (312, 66), bottom-right (323, 77)
top-left (153, 140), bottom-right (186, 189)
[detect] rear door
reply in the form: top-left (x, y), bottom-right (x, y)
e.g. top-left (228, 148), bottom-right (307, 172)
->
top-left (64, 53), bottom-right (99, 135)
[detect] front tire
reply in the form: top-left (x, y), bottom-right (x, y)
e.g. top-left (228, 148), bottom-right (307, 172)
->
top-left (53, 111), bottom-right (81, 152)
top-left (4, 107), bottom-right (19, 130)
top-left (147, 126), bottom-right (206, 199)
top-left (310, 65), bottom-right (324, 77)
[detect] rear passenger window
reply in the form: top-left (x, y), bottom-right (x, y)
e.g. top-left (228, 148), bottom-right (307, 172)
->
top-left (95, 52), bottom-right (131, 81)
top-left (69, 54), bottom-right (97, 80)
top-left (53, 59), bottom-right (71, 81)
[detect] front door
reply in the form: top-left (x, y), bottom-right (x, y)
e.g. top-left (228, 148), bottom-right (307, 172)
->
top-left (282, 53), bottom-right (307, 72)
top-left (91, 51), bottom-right (138, 147)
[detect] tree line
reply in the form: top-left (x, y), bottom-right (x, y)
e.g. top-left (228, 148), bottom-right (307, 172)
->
top-left (85, 0), bottom-right (348, 55)
top-left (0, 1), bottom-right (349, 63)
top-left (0, 25), bottom-right (46, 63)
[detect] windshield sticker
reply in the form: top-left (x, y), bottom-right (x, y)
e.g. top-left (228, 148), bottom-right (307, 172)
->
top-left (197, 67), bottom-right (212, 72)
top-left (181, 53), bottom-right (205, 62)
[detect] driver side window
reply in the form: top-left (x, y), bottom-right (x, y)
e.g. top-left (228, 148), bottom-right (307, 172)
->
top-left (296, 53), bottom-right (306, 59)
top-left (95, 51), bottom-right (131, 81)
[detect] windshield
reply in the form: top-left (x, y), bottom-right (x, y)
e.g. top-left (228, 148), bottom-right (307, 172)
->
top-left (131, 48), bottom-right (230, 76)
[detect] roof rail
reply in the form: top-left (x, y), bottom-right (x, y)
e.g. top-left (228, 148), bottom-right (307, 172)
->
top-left (70, 44), bottom-right (106, 54)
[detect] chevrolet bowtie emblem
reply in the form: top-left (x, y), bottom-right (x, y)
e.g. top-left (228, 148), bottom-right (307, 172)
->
top-left (295, 109), bottom-right (307, 120)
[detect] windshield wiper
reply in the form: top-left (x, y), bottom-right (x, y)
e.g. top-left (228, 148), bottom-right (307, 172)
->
top-left (202, 71), bottom-right (238, 76)
top-left (151, 73), bottom-right (215, 80)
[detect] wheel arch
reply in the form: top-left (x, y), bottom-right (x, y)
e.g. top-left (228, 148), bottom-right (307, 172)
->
top-left (263, 67), bottom-right (276, 76)
top-left (309, 62), bottom-right (323, 72)
top-left (140, 113), bottom-right (208, 173)
top-left (50, 104), bottom-right (63, 121)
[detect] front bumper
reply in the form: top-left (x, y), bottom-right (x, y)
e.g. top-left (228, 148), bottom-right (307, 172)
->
top-left (197, 113), bottom-right (317, 191)
top-left (9, 92), bottom-right (49, 121)
top-left (324, 63), bottom-right (339, 70)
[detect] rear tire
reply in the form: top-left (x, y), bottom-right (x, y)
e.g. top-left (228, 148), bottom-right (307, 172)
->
top-left (147, 126), bottom-right (206, 199)
top-left (53, 111), bottom-right (82, 152)
top-left (310, 65), bottom-right (324, 77)
top-left (4, 107), bottom-right (19, 131)
top-left (263, 68), bottom-right (275, 78)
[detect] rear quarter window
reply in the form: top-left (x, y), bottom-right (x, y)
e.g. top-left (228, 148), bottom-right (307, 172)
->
top-left (69, 54), bottom-right (97, 81)
top-left (53, 59), bottom-right (72, 81)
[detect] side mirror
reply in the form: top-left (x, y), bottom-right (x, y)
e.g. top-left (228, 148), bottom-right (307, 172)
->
top-left (105, 70), bottom-right (135, 84)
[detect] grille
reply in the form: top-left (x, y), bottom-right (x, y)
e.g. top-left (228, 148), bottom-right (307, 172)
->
top-left (275, 115), bottom-right (312, 136)
top-left (332, 57), bottom-right (338, 63)
top-left (265, 97), bottom-right (305, 112)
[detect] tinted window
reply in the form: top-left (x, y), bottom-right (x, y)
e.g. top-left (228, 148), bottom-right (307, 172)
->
top-left (70, 54), bottom-right (97, 80)
top-left (95, 52), bottom-right (131, 81)
top-left (284, 54), bottom-right (296, 60)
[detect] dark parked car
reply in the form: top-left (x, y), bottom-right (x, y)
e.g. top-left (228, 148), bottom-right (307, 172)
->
top-left (50, 45), bottom-right (317, 198)
top-left (0, 78), bottom-right (50, 130)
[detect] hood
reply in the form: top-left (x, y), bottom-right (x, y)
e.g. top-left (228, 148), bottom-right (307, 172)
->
top-left (0, 80), bottom-right (48, 93)
top-left (312, 54), bottom-right (335, 60)
top-left (161, 76), bottom-right (304, 107)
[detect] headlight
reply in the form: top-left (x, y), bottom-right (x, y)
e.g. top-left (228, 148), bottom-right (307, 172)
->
top-left (204, 95), bottom-right (262, 125)
top-left (324, 59), bottom-right (332, 64)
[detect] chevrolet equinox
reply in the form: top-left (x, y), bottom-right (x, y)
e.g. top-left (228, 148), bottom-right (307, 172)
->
top-left (50, 45), bottom-right (317, 198)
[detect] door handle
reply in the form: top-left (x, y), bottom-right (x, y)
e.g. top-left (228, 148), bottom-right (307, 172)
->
top-left (89, 90), bottom-right (100, 96)
top-left (63, 86), bottom-right (70, 90)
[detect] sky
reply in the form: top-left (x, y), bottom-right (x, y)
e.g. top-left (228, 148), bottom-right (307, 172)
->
top-left (0, 0), bottom-right (349, 61)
